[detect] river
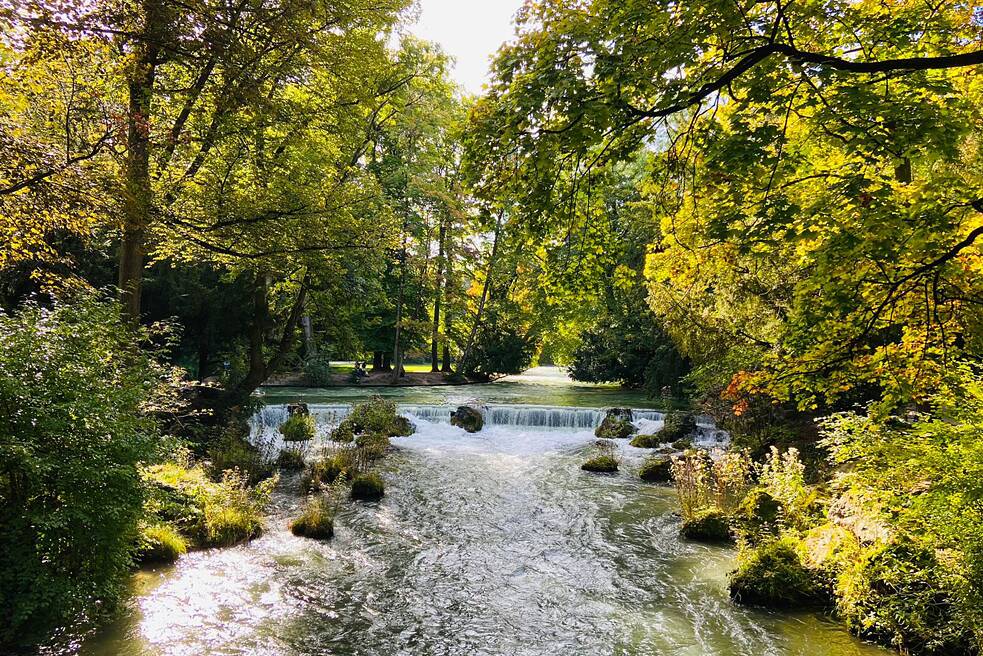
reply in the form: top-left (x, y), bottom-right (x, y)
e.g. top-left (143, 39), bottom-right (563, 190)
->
top-left (70, 368), bottom-right (887, 656)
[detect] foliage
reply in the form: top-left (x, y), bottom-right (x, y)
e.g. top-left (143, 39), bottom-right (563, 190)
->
top-left (207, 425), bottom-right (275, 485)
top-left (0, 293), bottom-right (177, 647)
top-left (280, 414), bottom-right (316, 442)
top-left (350, 472), bottom-right (385, 501)
top-left (290, 495), bottom-right (335, 540)
top-left (136, 523), bottom-right (188, 564)
top-left (276, 447), bottom-right (308, 471)
top-left (141, 459), bottom-right (276, 549)
top-left (730, 537), bottom-right (825, 606)
top-left (334, 397), bottom-right (412, 439)
top-left (671, 449), bottom-right (753, 522)
top-left (629, 433), bottom-right (669, 448)
top-left (303, 354), bottom-right (334, 387)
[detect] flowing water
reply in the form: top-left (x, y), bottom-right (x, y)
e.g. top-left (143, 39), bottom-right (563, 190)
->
top-left (66, 369), bottom-right (887, 656)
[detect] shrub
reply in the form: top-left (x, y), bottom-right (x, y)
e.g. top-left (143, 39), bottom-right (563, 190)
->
top-left (136, 523), bottom-right (187, 564)
top-left (729, 537), bottom-right (825, 606)
top-left (639, 456), bottom-right (672, 483)
top-left (208, 422), bottom-right (275, 485)
top-left (836, 540), bottom-right (974, 655)
top-left (0, 294), bottom-right (177, 647)
top-left (201, 469), bottom-right (277, 547)
top-left (351, 472), bottom-right (385, 501)
top-left (280, 413), bottom-right (316, 442)
top-left (276, 447), bottom-right (307, 470)
top-left (141, 460), bottom-right (277, 549)
top-left (680, 508), bottom-right (732, 542)
top-left (734, 488), bottom-right (783, 541)
top-left (671, 448), bottom-right (752, 522)
top-left (582, 455), bottom-right (619, 473)
top-left (290, 495), bottom-right (335, 540)
top-left (303, 353), bottom-right (333, 387)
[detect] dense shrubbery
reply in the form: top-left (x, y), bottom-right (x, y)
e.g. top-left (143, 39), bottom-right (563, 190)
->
top-left (350, 472), bottom-right (386, 501)
top-left (0, 294), bottom-right (179, 647)
top-left (280, 413), bottom-right (316, 442)
top-left (141, 456), bottom-right (277, 549)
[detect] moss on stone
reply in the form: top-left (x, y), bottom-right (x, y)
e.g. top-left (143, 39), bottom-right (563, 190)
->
top-left (639, 456), bottom-right (672, 483)
top-left (581, 454), bottom-right (619, 473)
top-left (729, 537), bottom-right (825, 607)
top-left (680, 508), bottom-right (732, 543)
top-left (350, 472), bottom-right (385, 501)
top-left (659, 410), bottom-right (697, 442)
top-left (289, 496), bottom-right (334, 540)
top-left (595, 409), bottom-right (635, 439)
top-left (630, 433), bottom-right (669, 448)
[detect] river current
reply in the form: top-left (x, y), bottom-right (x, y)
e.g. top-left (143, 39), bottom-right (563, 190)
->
top-left (68, 370), bottom-right (886, 656)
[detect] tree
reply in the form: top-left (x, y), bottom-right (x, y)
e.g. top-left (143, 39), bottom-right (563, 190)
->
top-left (467, 0), bottom-right (983, 412)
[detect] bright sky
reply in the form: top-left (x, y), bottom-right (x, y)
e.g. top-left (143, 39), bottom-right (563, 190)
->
top-left (408, 0), bottom-right (525, 94)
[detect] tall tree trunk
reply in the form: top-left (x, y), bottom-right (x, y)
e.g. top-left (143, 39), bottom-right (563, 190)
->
top-left (119, 0), bottom-right (162, 322)
top-left (458, 211), bottom-right (503, 376)
top-left (431, 220), bottom-right (447, 372)
top-left (372, 351), bottom-right (383, 372)
top-left (391, 228), bottom-right (408, 382)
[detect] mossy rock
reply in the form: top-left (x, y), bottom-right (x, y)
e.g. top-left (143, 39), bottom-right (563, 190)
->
top-left (450, 406), bottom-right (484, 433)
top-left (681, 508), bottom-right (732, 543)
top-left (136, 522), bottom-right (187, 564)
top-left (595, 408), bottom-right (634, 439)
top-left (630, 433), bottom-right (670, 448)
top-left (333, 397), bottom-right (414, 441)
top-left (350, 472), bottom-right (385, 501)
top-left (729, 538), bottom-right (826, 607)
top-left (671, 438), bottom-right (694, 450)
top-left (734, 488), bottom-right (782, 539)
top-left (658, 410), bottom-right (697, 442)
top-left (310, 454), bottom-right (345, 486)
top-left (639, 456), bottom-right (672, 483)
top-left (289, 497), bottom-right (334, 540)
top-left (581, 454), bottom-right (619, 473)
top-left (280, 413), bottom-right (316, 442)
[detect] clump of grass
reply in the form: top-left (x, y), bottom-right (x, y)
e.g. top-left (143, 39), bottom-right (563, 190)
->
top-left (136, 522), bottom-right (187, 564)
top-left (730, 536), bottom-right (824, 605)
top-left (290, 495), bottom-right (335, 540)
top-left (350, 472), bottom-right (385, 501)
top-left (276, 444), bottom-right (308, 470)
top-left (201, 469), bottom-right (277, 547)
top-left (280, 413), bottom-right (316, 442)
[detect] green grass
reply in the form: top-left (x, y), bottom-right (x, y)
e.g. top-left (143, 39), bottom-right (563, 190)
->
top-left (330, 362), bottom-right (434, 374)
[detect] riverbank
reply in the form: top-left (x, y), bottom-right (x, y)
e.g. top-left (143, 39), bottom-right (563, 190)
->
top-left (263, 367), bottom-right (483, 387)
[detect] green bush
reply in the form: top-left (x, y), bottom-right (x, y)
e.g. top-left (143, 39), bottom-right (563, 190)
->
top-left (734, 487), bottom-right (783, 541)
top-left (276, 447), bottom-right (307, 470)
top-left (729, 537), bottom-right (825, 606)
top-left (0, 294), bottom-right (176, 648)
top-left (208, 423), bottom-right (275, 485)
top-left (350, 472), bottom-right (385, 501)
top-left (836, 541), bottom-right (974, 655)
top-left (280, 413), bottom-right (316, 442)
top-left (141, 460), bottom-right (277, 548)
top-left (581, 455), bottom-right (619, 473)
top-left (136, 523), bottom-right (187, 564)
top-left (302, 353), bottom-right (333, 386)
top-left (290, 495), bottom-right (335, 540)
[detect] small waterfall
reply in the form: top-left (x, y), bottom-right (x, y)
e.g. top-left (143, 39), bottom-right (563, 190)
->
top-left (251, 403), bottom-right (684, 433)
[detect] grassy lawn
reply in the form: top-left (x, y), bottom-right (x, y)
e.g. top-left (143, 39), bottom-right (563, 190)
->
top-left (330, 362), bottom-right (435, 374)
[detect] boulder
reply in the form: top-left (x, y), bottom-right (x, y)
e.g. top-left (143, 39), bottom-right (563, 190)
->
top-left (450, 406), bottom-right (484, 433)
top-left (581, 455), bottom-right (619, 473)
top-left (658, 410), bottom-right (697, 442)
top-left (595, 408), bottom-right (635, 439)
top-left (680, 508), bottom-right (733, 543)
top-left (350, 472), bottom-right (385, 501)
top-left (630, 433), bottom-right (670, 448)
top-left (287, 402), bottom-right (309, 416)
top-left (639, 456), bottom-right (672, 483)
